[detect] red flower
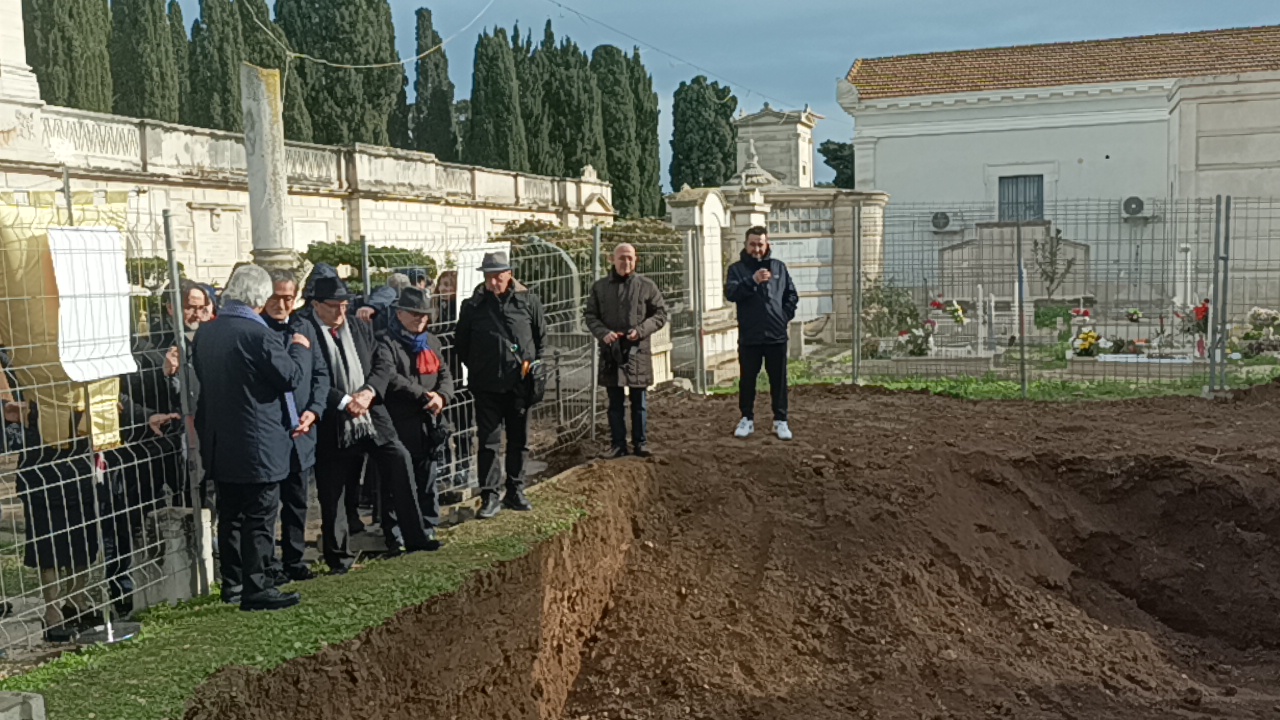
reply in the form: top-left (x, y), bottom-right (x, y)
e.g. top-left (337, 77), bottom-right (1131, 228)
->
top-left (930, 301), bottom-right (945, 310)
top-left (899, 330), bottom-right (910, 337)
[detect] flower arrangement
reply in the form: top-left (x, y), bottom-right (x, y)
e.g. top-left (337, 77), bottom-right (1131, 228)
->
top-left (1126, 308), bottom-right (1143, 323)
top-left (1071, 326), bottom-right (1114, 357)
top-left (1070, 307), bottom-right (1091, 319)
top-left (930, 294), bottom-right (966, 325)
top-left (896, 323), bottom-right (935, 357)
top-left (1247, 306), bottom-right (1280, 335)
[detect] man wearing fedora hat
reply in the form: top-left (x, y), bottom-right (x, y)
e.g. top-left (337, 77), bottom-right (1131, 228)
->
top-left (455, 251), bottom-right (546, 519)
top-left (375, 287), bottom-right (454, 544)
top-left (306, 276), bottom-right (436, 572)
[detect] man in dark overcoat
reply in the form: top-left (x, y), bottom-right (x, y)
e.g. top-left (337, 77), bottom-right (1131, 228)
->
top-left (193, 264), bottom-right (308, 612)
top-left (584, 243), bottom-right (668, 458)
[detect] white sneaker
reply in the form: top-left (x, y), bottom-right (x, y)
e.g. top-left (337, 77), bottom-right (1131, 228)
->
top-left (734, 418), bottom-right (754, 438)
top-left (774, 421), bottom-right (793, 441)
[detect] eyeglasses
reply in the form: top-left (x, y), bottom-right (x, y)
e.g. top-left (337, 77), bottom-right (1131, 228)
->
top-left (321, 301), bottom-right (349, 310)
top-left (270, 295), bottom-right (297, 305)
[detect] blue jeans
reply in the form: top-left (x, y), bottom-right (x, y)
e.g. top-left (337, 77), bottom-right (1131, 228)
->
top-left (606, 387), bottom-right (648, 450)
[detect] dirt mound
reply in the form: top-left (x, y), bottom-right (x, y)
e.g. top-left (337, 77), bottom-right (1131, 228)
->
top-left (188, 386), bottom-right (1280, 719)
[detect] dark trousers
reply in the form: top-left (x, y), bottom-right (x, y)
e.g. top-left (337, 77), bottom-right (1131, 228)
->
top-left (275, 469), bottom-right (310, 573)
top-left (217, 481), bottom-right (281, 597)
top-left (412, 446), bottom-right (443, 529)
top-left (474, 389), bottom-right (530, 497)
top-left (315, 438), bottom-right (427, 570)
top-left (739, 342), bottom-right (789, 422)
top-left (606, 387), bottom-right (648, 450)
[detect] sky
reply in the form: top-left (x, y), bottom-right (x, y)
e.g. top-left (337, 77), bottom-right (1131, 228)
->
top-left (177, 0), bottom-right (1280, 187)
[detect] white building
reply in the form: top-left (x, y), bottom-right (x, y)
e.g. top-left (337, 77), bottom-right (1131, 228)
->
top-left (839, 24), bottom-right (1280, 210)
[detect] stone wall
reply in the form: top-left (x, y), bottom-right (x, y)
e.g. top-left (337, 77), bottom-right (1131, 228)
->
top-left (0, 105), bottom-right (614, 283)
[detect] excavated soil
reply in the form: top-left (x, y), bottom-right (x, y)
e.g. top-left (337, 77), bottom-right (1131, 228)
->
top-left (190, 384), bottom-right (1280, 719)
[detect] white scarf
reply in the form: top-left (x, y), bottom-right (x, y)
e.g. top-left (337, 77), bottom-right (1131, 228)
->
top-left (316, 319), bottom-right (377, 447)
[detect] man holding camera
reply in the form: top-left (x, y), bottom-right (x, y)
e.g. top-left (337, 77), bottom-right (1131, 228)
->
top-left (585, 243), bottom-right (668, 458)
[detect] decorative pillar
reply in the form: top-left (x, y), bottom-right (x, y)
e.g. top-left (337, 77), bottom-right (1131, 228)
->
top-left (0, 0), bottom-right (50, 164)
top-left (832, 191), bottom-right (890, 340)
top-left (240, 64), bottom-right (294, 269)
top-left (728, 188), bottom-right (771, 262)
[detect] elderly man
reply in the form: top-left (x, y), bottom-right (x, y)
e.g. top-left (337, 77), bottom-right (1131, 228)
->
top-left (585, 243), bottom-right (668, 458)
top-left (456, 252), bottom-right (546, 519)
top-left (262, 269), bottom-right (329, 582)
top-left (725, 226), bottom-right (799, 441)
top-left (356, 272), bottom-right (411, 332)
top-left (376, 287), bottom-right (453, 546)
top-left (306, 276), bottom-right (435, 572)
top-left (193, 264), bottom-right (308, 612)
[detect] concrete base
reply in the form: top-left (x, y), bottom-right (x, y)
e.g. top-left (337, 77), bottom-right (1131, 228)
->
top-left (0, 693), bottom-right (45, 720)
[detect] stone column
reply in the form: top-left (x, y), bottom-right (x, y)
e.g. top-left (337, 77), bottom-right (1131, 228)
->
top-left (240, 64), bottom-right (294, 269)
top-left (728, 188), bottom-right (771, 260)
top-left (0, 0), bottom-right (50, 164)
top-left (832, 191), bottom-right (890, 340)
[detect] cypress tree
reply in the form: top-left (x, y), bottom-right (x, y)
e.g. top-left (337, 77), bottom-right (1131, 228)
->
top-left (111, 0), bottom-right (179, 122)
top-left (590, 45), bottom-right (639, 217)
top-left (546, 39), bottom-right (607, 180)
top-left (818, 140), bottom-right (856, 189)
top-left (188, 0), bottom-right (242, 131)
top-left (168, 0), bottom-right (191, 123)
top-left (669, 76), bottom-right (737, 190)
top-left (412, 8), bottom-right (459, 160)
top-left (277, 0), bottom-right (401, 146)
top-left (514, 23), bottom-right (558, 177)
top-left (389, 84), bottom-right (412, 149)
top-left (629, 48), bottom-right (662, 215)
top-left (237, 0), bottom-right (312, 141)
top-left (463, 29), bottom-right (527, 172)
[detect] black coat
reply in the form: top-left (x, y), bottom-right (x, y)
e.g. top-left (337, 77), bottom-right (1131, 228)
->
top-left (724, 249), bottom-right (799, 347)
top-left (192, 310), bottom-right (308, 484)
top-left (261, 313), bottom-right (330, 472)
top-left (585, 271), bottom-right (668, 388)
top-left (376, 327), bottom-right (455, 456)
top-left (304, 314), bottom-right (399, 450)
top-left (455, 282), bottom-right (547, 394)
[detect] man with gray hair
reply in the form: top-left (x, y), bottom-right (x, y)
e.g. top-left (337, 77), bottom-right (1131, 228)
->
top-left (193, 264), bottom-right (311, 612)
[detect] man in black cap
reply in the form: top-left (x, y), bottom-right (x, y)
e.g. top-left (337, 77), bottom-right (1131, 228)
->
top-left (375, 287), bottom-right (453, 545)
top-left (455, 251), bottom-right (546, 519)
top-left (305, 276), bottom-right (435, 573)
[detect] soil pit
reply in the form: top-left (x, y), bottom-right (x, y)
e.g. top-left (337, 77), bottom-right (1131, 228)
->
top-left (189, 384), bottom-right (1280, 719)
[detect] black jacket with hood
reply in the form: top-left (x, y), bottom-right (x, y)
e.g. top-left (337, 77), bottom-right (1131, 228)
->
top-left (724, 249), bottom-right (799, 346)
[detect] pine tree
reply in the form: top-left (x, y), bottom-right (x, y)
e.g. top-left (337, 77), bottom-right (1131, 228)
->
top-left (629, 48), bottom-right (662, 215)
top-left (818, 140), bottom-right (856, 189)
top-left (237, 0), bottom-right (312, 141)
top-left (277, 0), bottom-right (401, 146)
top-left (463, 29), bottom-right (527, 172)
top-left (513, 22), bottom-right (558, 177)
top-left (412, 8), bottom-right (459, 160)
top-left (168, 0), bottom-right (191, 123)
top-left (590, 45), bottom-right (639, 217)
top-left (23, 0), bottom-right (112, 112)
top-left (546, 39), bottom-right (607, 180)
top-left (111, 0), bottom-right (179, 121)
top-left (669, 76), bottom-right (737, 190)
top-left (187, 0), bottom-right (242, 131)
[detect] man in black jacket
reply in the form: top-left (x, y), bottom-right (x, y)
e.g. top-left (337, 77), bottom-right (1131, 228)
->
top-left (376, 287), bottom-right (453, 545)
top-left (306, 276), bottom-right (434, 573)
top-left (724, 226), bottom-right (799, 441)
top-left (263, 269), bottom-right (330, 582)
top-left (193, 264), bottom-right (308, 612)
top-left (455, 252), bottom-right (546, 519)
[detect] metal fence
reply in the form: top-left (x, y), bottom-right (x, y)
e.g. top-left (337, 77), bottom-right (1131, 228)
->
top-left (796, 196), bottom-right (1280, 393)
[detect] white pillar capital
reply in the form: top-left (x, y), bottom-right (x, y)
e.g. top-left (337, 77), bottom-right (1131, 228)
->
top-left (0, 0), bottom-right (42, 104)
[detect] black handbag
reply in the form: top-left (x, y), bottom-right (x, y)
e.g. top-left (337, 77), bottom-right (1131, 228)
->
top-left (525, 359), bottom-right (550, 406)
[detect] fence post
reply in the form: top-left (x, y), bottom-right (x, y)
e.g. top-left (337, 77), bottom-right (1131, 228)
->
top-left (1209, 195), bottom-right (1223, 393)
top-left (590, 225), bottom-right (601, 440)
top-left (685, 228), bottom-right (706, 394)
top-left (1217, 196), bottom-right (1233, 391)
top-left (1015, 221), bottom-right (1029, 399)
top-left (852, 203), bottom-right (863, 385)
top-left (554, 349), bottom-right (564, 427)
top-left (164, 209), bottom-right (210, 599)
top-left (360, 235), bottom-right (371, 297)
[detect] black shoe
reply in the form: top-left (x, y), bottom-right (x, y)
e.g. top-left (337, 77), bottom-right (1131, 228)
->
top-left (284, 566), bottom-right (316, 583)
top-left (347, 516), bottom-right (366, 535)
top-left (328, 565), bottom-right (350, 577)
top-left (503, 488), bottom-right (533, 512)
top-left (608, 446), bottom-right (629, 459)
top-left (221, 589), bottom-right (242, 605)
top-left (477, 493), bottom-right (502, 519)
top-left (42, 622), bottom-right (78, 644)
top-left (407, 530), bottom-right (443, 553)
top-left (633, 444), bottom-right (652, 458)
top-left (61, 604), bottom-right (104, 631)
top-left (240, 588), bottom-right (301, 612)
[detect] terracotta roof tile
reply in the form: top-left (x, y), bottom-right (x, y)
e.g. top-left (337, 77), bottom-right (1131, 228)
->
top-left (848, 25), bottom-right (1280, 101)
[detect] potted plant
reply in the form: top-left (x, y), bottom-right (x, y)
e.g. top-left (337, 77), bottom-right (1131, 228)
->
top-left (1126, 308), bottom-right (1143, 323)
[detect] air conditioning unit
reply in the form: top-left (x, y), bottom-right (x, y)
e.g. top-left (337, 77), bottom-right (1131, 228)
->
top-left (1120, 196), bottom-right (1157, 221)
top-left (930, 210), bottom-right (965, 233)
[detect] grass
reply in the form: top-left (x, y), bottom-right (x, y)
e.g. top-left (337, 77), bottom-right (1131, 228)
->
top-left (0, 484), bottom-right (590, 720)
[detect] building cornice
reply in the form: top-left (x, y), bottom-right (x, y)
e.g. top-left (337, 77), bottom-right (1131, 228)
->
top-left (854, 106), bottom-right (1169, 140)
top-left (839, 78), bottom-right (1176, 117)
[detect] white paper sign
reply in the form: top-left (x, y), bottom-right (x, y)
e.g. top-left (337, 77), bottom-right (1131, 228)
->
top-left (46, 226), bottom-right (140, 381)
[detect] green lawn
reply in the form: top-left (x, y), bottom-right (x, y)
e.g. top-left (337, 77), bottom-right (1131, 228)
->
top-left (0, 486), bottom-right (589, 720)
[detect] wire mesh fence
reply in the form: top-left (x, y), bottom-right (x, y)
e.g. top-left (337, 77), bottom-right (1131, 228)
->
top-left (0, 194), bottom-right (201, 657)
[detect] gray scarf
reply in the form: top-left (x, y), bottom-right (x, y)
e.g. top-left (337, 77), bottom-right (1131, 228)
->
top-left (316, 320), bottom-right (377, 448)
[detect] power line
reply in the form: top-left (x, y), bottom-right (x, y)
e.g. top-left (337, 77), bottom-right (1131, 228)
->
top-left (536, 0), bottom-right (802, 110)
top-left (243, 0), bottom-right (496, 71)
